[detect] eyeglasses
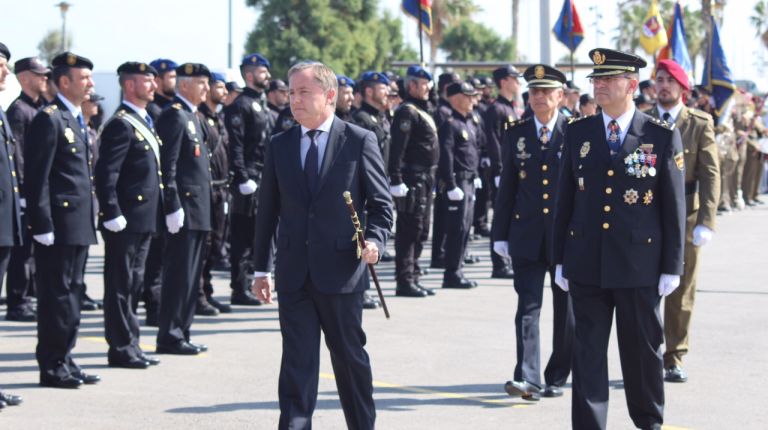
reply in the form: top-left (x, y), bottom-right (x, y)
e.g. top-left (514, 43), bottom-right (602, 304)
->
top-left (589, 75), bottom-right (632, 85)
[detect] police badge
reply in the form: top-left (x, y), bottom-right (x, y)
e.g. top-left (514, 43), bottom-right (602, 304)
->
top-left (187, 121), bottom-right (196, 135)
top-left (579, 141), bottom-right (591, 158)
top-left (64, 128), bottom-right (76, 143)
top-left (252, 101), bottom-right (262, 112)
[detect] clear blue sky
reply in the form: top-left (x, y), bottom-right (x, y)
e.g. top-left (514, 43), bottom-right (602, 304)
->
top-left (0, 1), bottom-right (762, 86)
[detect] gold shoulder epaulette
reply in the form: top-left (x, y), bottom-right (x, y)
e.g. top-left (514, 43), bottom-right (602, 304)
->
top-left (568, 114), bottom-right (593, 124)
top-left (171, 103), bottom-right (182, 110)
top-left (43, 104), bottom-right (58, 115)
top-left (116, 109), bottom-right (127, 117)
top-left (508, 117), bottom-right (530, 128)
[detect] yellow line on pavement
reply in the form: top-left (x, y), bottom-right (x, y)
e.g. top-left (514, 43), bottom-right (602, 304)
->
top-left (320, 372), bottom-right (530, 408)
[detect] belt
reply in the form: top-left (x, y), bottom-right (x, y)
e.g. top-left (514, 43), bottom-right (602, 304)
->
top-left (211, 179), bottom-right (229, 187)
top-left (454, 171), bottom-right (477, 180)
top-left (402, 163), bottom-right (437, 174)
top-left (685, 182), bottom-right (698, 195)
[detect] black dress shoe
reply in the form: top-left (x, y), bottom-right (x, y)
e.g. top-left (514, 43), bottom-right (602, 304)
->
top-left (71, 371), bottom-right (101, 385)
top-left (138, 354), bottom-right (161, 366)
top-left (81, 294), bottom-right (102, 311)
top-left (40, 375), bottom-right (83, 389)
top-left (195, 299), bottom-right (220, 316)
top-left (108, 358), bottom-right (150, 369)
top-left (395, 283), bottom-right (428, 297)
top-left (491, 267), bottom-right (515, 279)
top-left (504, 380), bottom-right (541, 401)
top-left (188, 342), bottom-right (208, 352)
top-left (0, 399), bottom-right (5, 409)
top-left (664, 365), bottom-right (688, 383)
top-left (207, 296), bottom-right (232, 313)
top-left (415, 283), bottom-right (436, 296)
top-left (417, 266), bottom-right (430, 276)
top-left (362, 293), bottom-right (380, 309)
top-left (442, 278), bottom-right (477, 289)
top-left (5, 306), bottom-right (37, 322)
top-left (155, 341), bottom-right (200, 355)
top-left (0, 391), bottom-right (23, 406)
top-left (231, 290), bottom-right (262, 306)
top-left (541, 385), bottom-right (563, 398)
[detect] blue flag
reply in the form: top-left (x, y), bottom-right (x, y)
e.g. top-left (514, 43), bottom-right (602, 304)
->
top-left (552, 0), bottom-right (584, 52)
top-left (702, 15), bottom-right (736, 122)
top-left (402, 0), bottom-right (432, 35)
top-left (667, 2), bottom-right (693, 76)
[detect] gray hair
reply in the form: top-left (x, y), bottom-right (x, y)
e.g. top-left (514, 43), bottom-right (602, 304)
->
top-left (176, 75), bottom-right (194, 90)
top-left (287, 61), bottom-right (338, 94)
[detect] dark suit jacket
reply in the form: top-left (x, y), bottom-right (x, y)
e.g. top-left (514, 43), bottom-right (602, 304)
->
top-left (252, 116), bottom-right (393, 294)
top-left (552, 111), bottom-right (685, 288)
top-left (157, 98), bottom-right (212, 232)
top-left (0, 107), bottom-right (23, 247)
top-left (95, 104), bottom-right (162, 234)
top-left (24, 98), bottom-right (97, 246)
top-left (6, 92), bottom-right (44, 192)
top-left (492, 114), bottom-right (566, 263)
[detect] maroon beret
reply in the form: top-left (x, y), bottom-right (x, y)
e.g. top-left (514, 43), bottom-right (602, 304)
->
top-left (656, 59), bottom-right (690, 91)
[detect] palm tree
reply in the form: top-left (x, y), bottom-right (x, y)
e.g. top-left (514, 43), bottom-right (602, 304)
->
top-left (426, 0), bottom-right (482, 66)
top-left (750, 0), bottom-right (768, 47)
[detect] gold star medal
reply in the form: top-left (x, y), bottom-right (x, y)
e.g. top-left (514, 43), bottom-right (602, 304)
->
top-left (643, 190), bottom-right (654, 205)
top-left (64, 128), bottom-right (75, 143)
top-left (580, 141), bottom-right (591, 158)
top-left (623, 188), bottom-right (639, 205)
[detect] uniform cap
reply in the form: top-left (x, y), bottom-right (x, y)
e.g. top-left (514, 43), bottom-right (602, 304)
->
top-left (492, 65), bottom-right (520, 83)
top-left (438, 72), bottom-right (461, 90)
top-left (225, 81), bottom-right (243, 93)
top-left (117, 61), bottom-right (157, 76)
top-left (14, 57), bottom-right (49, 75)
top-left (175, 63), bottom-right (211, 78)
top-left (446, 81), bottom-right (478, 97)
top-left (149, 59), bottom-right (178, 75)
top-left (337, 75), bottom-right (355, 87)
top-left (52, 52), bottom-right (93, 70)
top-left (209, 72), bottom-right (227, 84)
top-left (360, 71), bottom-right (390, 85)
top-left (0, 42), bottom-right (9, 61)
top-left (579, 93), bottom-right (595, 105)
top-left (268, 79), bottom-right (288, 92)
top-left (241, 53), bottom-right (270, 69)
top-left (406, 65), bottom-right (432, 81)
top-left (587, 48), bottom-right (646, 77)
top-left (523, 64), bottom-right (567, 89)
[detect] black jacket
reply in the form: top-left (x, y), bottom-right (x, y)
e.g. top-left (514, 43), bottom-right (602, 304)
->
top-left (0, 107), bottom-right (23, 247)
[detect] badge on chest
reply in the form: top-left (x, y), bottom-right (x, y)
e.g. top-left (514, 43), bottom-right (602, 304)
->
top-left (623, 145), bottom-right (657, 178)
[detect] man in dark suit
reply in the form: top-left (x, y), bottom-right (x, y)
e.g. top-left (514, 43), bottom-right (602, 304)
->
top-left (4, 56), bottom-right (48, 322)
top-left (25, 51), bottom-right (100, 389)
top-left (493, 64), bottom-right (573, 401)
top-left (0, 41), bottom-right (25, 408)
top-left (95, 61), bottom-right (163, 369)
top-left (155, 63), bottom-right (213, 356)
top-left (552, 49), bottom-right (686, 430)
top-left (250, 61), bottom-right (392, 430)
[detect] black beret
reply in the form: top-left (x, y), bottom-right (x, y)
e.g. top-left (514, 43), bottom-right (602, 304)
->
top-left (0, 42), bottom-right (9, 61)
top-left (523, 65), bottom-right (566, 89)
top-left (492, 65), bottom-right (520, 83)
top-left (52, 52), bottom-right (93, 70)
top-left (14, 57), bottom-right (49, 75)
top-left (176, 63), bottom-right (211, 78)
top-left (117, 61), bottom-right (157, 76)
top-left (438, 72), bottom-right (461, 90)
top-left (587, 48), bottom-right (647, 77)
top-left (446, 81), bottom-right (478, 97)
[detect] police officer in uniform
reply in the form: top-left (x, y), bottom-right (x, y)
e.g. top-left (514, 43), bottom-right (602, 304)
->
top-left (438, 81), bottom-right (481, 289)
top-left (274, 104), bottom-right (297, 136)
top-left (25, 51), bottom-right (100, 388)
top-left (198, 72), bottom-right (232, 315)
top-left (5, 56), bottom-right (49, 322)
top-left (483, 65), bottom-right (521, 279)
top-left (493, 64), bottom-right (573, 400)
top-left (155, 63), bottom-right (213, 355)
top-left (552, 49), bottom-right (686, 430)
top-left (648, 59), bottom-right (720, 383)
top-left (335, 75), bottom-right (355, 122)
top-left (223, 53), bottom-right (271, 306)
top-left (95, 61), bottom-right (163, 369)
top-left (266, 78), bottom-right (288, 127)
top-left (146, 58), bottom-right (177, 121)
top-left (389, 66), bottom-right (439, 297)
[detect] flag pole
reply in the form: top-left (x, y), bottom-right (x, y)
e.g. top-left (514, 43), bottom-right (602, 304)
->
top-left (418, 3), bottom-right (425, 65)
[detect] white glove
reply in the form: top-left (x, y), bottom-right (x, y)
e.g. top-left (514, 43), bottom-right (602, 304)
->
top-left (103, 215), bottom-right (127, 232)
top-left (34, 232), bottom-right (55, 246)
top-left (19, 198), bottom-right (26, 209)
top-left (389, 183), bottom-right (408, 197)
top-left (554, 264), bottom-right (569, 292)
top-left (658, 273), bottom-right (681, 297)
top-left (446, 187), bottom-right (465, 201)
top-left (165, 208), bottom-right (185, 234)
top-left (480, 157), bottom-right (491, 168)
top-left (223, 201), bottom-right (229, 215)
top-left (239, 179), bottom-right (257, 195)
top-left (473, 177), bottom-right (483, 190)
top-left (494, 176), bottom-right (500, 188)
top-left (692, 225), bottom-right (713, 247)
top-left (493, 241), bottom-right (510, 259)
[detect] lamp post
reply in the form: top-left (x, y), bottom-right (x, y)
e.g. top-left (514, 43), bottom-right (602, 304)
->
top-left (55, 1), bottom-right (72, 52)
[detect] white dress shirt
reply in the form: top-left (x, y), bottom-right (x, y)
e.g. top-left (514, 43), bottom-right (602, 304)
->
top-left (300, 114), bottom-right (335, 170)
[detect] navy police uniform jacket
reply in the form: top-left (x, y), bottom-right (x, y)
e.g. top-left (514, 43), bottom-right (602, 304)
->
top-left (437, 109), bottom-right (479, 189)
top-left (157, 98), bottom-right (212, 232)
top-left (223, 87), bottom-right (270, 185)
top-left (24, 98), bottom-right (97, 245)
top-left (6, 91), bottom-right (45, 193)
top-left (94, 104), bottom-right (162, 233)
top-left (552, 112), bottom-right (686, 288)
top-left (388, 98), bottom-right (439, 184)
top-left (493, 114), bottom-right (566, 263)
top-left (0, 107), bottom-right (23, 247)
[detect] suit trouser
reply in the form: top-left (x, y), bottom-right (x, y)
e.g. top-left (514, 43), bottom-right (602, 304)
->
top-left (570, 282), bottom-right (664, 430)
top-left (413, 187), bottom-right (433, 276)
top-left (664, 214), bottom-right (699, 368)
top-left (201, 186), bottom-right (229, 298)
top-left (277, 279), bottom-right (375, 430)
top-left (35, 244), bottom-right (88, 380)
top-left (473, 164), bottom-right (492, 229)
top-left (441, 180), bottom-right (474, 280)
top-left (6, 212), bottom-right (34, 308)
top-left (230, 212), bottom-right (255, 293)
top-left (157, 229), bottom-right (206, 346)
top-left (139, 233), bottom-right (164, 315)
top-left (103, 230), bottom-right (151, 362)
top-left (394, 173), bottom-right (433, 285)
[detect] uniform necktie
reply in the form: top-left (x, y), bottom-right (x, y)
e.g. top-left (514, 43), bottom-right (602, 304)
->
top-left (77, 113), bottom-right (89, 144)
top-left (145, 114), bottom-right (154, 130)
top-left (305, 130), bottom-right (320, 194)
top-left (607, 120), bottom-right (621, 153)
top-left (539, 126), bottom-right (550, 149)
top-left (662, 112), bottom-right (671, 123)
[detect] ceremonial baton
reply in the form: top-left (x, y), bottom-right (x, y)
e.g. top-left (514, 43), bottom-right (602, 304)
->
top-left (342, 191), bottom-right (390, 319)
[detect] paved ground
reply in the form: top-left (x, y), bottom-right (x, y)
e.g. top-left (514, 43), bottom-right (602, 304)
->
top-left (1, 202), bottom-right (767, 429)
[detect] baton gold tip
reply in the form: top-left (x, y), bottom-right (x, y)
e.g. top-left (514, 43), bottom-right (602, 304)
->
top-left (342, 191), bottom-right (352, 203)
